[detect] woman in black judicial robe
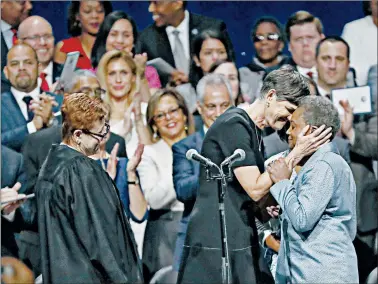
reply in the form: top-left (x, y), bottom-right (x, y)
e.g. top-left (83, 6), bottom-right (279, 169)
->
top-left (178, 66), bottom-right (333, 283)
top-left (35, 93), bottom-right (143, 283)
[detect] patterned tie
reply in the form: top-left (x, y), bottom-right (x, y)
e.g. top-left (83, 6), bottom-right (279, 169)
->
top-left (11, 28), bottom-right (18, 45)
top-left (172, 30), bottom-right (189, 75)
top-left (39, 72), bottom-right (50, 92)
top-left (22, 95), bottom-right (34, 121)
top-left (306, 71), bottom-right (313, 79)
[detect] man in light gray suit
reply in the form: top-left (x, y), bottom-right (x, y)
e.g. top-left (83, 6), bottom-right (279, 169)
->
top-left (267, 96), bottom-right (359, 283)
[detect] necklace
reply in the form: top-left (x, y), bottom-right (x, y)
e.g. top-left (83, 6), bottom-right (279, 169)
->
top-left (254, 123), bottom-right (263, 152)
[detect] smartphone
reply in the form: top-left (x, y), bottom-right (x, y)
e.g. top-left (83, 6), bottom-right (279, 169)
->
top-left (1, 193), bottom-right (35, 205)
top-left (54, 51), bottom-right (80, 92)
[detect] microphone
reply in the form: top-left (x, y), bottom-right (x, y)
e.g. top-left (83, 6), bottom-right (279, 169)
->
top-left (186, 149), bottom-right (216, 167)
top-left (222, 149), bottom-right (246, 166)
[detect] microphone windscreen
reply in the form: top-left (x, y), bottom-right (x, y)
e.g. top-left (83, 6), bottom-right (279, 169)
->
top-left (235, 149), bottom-right (246, 161)
top-left (186, 149), bottom-right (198, 160)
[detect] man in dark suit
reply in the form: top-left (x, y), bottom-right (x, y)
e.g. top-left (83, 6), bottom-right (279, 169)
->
top-left (136, 1), bottom-right (234, 86)
top-left (172, 74), bottom-right (233, 273)
top-left (1, 0), bottom-right (33, 70)
top-left (1, 146), bottom-right (28, 258)
top-left (1, 44), bottom-right (54, 152)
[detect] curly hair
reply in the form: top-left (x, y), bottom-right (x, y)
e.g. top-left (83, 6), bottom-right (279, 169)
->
top-left (61, 93), bottom-right (108, 140)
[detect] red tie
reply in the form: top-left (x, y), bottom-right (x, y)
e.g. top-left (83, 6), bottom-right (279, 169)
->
top-left (11, 28), bottom-right (18, 45)
top-left (39, 72), bottom-right (50, 92)
top-left (306, 71), bottom-right (313, 79)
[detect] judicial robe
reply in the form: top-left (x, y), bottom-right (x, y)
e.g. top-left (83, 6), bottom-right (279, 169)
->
top-left (178, 107), bottom-right (273, 283)
top-left (35, 144), bottom-right (143, 283)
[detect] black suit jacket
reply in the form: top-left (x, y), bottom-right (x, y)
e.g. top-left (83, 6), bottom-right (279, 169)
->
top-left (22, 125), bottom-right (127, 195)
top-left (136, 12), bottom-right (234, 85)
top-left (1, 146), bottom-right (28, 257)
top-left (1, 31), bottom-right (9, 71)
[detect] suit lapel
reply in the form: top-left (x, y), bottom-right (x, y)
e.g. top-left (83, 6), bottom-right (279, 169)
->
top-left (8, 91), bottom-right (28, 124)
top-left (155, 26), bottom-right (175, 67)
top-left (52, 62), bottom-right (63, 83)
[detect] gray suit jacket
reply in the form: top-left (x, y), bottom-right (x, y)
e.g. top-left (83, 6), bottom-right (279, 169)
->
top-left (270, 142), bottom-right (359, 283)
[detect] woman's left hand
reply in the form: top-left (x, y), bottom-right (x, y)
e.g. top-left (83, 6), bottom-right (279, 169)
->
top-left (127, 144), bottom-right (144, 173)
top-left (106, 143), bottom-right (119, 180)
top-left (134, 53), bottom-right (147, 77)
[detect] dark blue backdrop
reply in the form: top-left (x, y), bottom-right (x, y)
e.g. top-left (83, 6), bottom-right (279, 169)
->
top-left (33, 1), bottom-right (364, 67)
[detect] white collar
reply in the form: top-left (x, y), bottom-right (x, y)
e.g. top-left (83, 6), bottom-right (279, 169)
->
top-left (296, 65), bottom-right (317, 75)
top-left (1, 20), bottom-right (12, 33)
top-left (203, 125), bottom-right (208, 134)
top-left (166, 10), bottom-right (189, 34)
top-left (11, 86), bottom-right (40, 102)
top-left (42, 61), bottom-right (53, 77)
top-left (317, 84), bottom-right (347, 97)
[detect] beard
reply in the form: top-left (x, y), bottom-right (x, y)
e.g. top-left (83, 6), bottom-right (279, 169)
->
top-left (15, 76), bottom-right (32, 90)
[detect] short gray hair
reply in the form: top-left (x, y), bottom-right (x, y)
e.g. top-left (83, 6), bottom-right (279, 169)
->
top-left (298, 96), bottom-right (340, 140)
top-left (64, 70), bottom-right (98, 93)
top-left (196, 73), bottom-right (233, 105)
top-left (260, 65), bottom-right (310, 105)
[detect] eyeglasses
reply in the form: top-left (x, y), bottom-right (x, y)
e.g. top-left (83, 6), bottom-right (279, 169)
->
top-left (21, 34), bottom-right (54, 42)
top-left (79, 87), bottom-right (106, 98)
top-left (82, 122), bottom-right (110, 140)
top-left (253, 33), bottom-right (280, 42)
top-left (152, 106), bottom-right (181, 122)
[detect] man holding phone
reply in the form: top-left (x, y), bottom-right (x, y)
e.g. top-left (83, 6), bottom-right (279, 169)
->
top-left (1, 43), bottom-right (55, 152)
top-left (267, 96), bottom-right (358, 283)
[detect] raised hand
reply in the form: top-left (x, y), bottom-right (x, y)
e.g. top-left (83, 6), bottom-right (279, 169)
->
top-left (106, 143), bottom-right (119, 180)
top-left (339, 100), bottom-right (354, 140)
top-left (1, 182), bottom-right (25, 215)
top-left (134, 53), bottom-right (147, 77)
top-left (127, 144), bottom-right (144, 173)
top-left (266, 205), bottom-right (280, 218)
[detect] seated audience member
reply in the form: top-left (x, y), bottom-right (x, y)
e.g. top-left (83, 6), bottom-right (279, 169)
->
top-left (137, 89), bottom-right (195, 282)
top-left (176, 29), bottom-right (231, 114)
top-left (18, 16), bottom-right (62, 92)
top-left (316, 36), bottom-right (356, 98)
top-left (239, 16), bottom-right (288, 102)
top-left (89, 110), bottom-right (148, 222)
top-left (35, 93), bottom-right (143, 283)
top-left (136, 0), bottom-right (234, 86)
top-left (368, 64), bottom-right (377, 113)
top-left (1, 257), bottom-right (34, 284)
top-left (97, 50), bottom-right (153, 156)
top-left (54, 1), bottom-right (112, 69)
top-left (1, 43), bottom-right (54, 152)
top-left (342, 0), bottom-right (377, 85)
top-left (172, 74), bottom-right (233, 272)
top-left (268, 96), bottom-right (359, 283)
top-left (1, 0), bottom-right (32, 69)
top-left (91, 10), bottom-right (161, 98)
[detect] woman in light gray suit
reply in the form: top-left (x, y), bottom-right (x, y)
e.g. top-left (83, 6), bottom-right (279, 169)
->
top-left (267, 96), bottom-right (359, 283)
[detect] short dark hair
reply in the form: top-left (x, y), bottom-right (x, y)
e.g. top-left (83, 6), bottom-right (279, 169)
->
top-left (189, 29), bottom-right (232, 87)
top-left (298, 96), bottom-right (340, 140)
top-left (91, 11), bottom-right (138, 68)
top-left (286, 11), bottom-right (323, 41)
top-left (363, 0), bottom-right (372, 16)
top-left (67, 1), bottom-right (113, 37)
top-left (260, 65), bottom-right (310, 105)
top-left (316, 36), bottom-right (350, 60)
top-left (251, 16), bottom-right (286, 43)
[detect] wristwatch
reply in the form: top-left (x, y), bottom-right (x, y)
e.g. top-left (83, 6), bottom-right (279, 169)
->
top-left (127, 176), bottom-right (139, 185)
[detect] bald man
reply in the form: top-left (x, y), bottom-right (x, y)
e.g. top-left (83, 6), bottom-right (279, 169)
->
top-left (18, 16), bottom-right (62, 91)
top-left (1, 43), bottom-right (54, 152)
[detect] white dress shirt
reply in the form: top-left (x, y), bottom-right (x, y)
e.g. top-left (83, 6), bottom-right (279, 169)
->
top-left (166, 10), bottom-right (190, 61)
top-left (1, 20), bottom-right (14, 49)
top-left (11, 86), bottom-right (39, 134)
top-left (38, 61), bottom-right (54, 89)
top-left (342, 16), bottom-right (378, 86)
top-left (137, 139), bottom-right (184, 212)
top-left (296, 65), bottom-right (318, 81)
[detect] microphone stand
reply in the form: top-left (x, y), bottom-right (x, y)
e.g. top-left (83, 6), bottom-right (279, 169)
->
top-left (205, 160), bottom-right (234, 284)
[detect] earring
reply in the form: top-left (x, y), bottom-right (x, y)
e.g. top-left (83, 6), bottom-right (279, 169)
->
top-left (185, 125), bottom-right (188, 131)
top-left (266, 102), bottom-right (270, 108)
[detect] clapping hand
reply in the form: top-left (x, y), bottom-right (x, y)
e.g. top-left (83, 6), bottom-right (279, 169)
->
top-left (106, 143), bottom-right (119, 180)
top-left (134, 53), bottom-right (147, 77)
top-left (169, 70), bottom-right (189, 86)
top-left (1, 182), bottom-right (25, 215)
top-left (266, 205), bottom-right (280, 218)
top-left (127, 144), bottom-right (144, 173)
top-left (267, 158), bottom-right (291, 184)
top-left (339, 100), bottom-right (354, 141)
